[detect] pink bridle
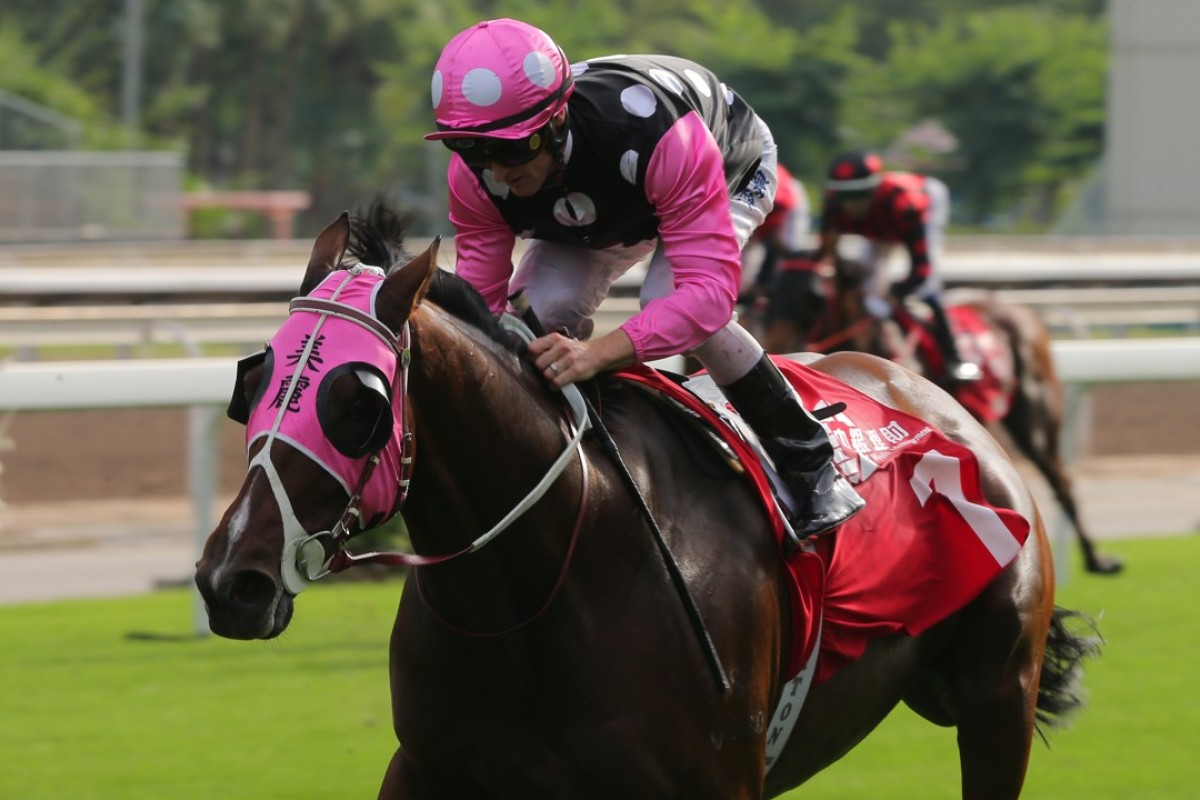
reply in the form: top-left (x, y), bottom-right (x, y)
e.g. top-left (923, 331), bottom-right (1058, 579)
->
top-left (243, 266), bottom-right (592, 597)
top-left (245, 266), bottom-right (413, 594)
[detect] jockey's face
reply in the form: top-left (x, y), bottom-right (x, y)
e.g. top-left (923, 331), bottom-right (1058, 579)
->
top-left (484, 110), bottom-right (566, 197)
top-left (486, 148), bottom-right (557, 197)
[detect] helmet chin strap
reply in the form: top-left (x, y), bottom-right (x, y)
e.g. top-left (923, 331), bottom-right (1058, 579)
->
top-left (543, 110), bottom-right (572, 189)
top-left (547, 108), bottom-right (570, 155)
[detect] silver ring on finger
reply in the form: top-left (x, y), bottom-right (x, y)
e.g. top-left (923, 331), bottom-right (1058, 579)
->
top-left (549, 363), bottom-right (560, 375)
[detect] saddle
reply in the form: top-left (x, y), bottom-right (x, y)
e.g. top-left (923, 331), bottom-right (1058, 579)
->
top-left (614, 357), bottom-right (1032, 684)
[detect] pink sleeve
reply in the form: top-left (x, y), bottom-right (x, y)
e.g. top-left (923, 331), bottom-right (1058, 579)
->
top-left (446, 157), bottom-right (517, 313)
top-left (619, 112), bottom-right (742, 362)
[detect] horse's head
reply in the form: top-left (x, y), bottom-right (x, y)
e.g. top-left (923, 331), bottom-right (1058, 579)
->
top-left (195, 206), bottom-right (437, 639)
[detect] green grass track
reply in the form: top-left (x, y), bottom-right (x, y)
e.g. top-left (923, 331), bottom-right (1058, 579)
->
top-left (1, 534), bottom-right (1195, 799)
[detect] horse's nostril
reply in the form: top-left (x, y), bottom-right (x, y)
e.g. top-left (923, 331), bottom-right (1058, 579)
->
top-left (227, 570), bottom-right (278, 609)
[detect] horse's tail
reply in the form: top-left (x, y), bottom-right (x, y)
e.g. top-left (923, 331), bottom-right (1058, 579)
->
top-left (1035, 607), bottom-right (1103, 739)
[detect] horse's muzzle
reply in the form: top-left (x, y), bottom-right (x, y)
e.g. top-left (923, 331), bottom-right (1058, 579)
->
top-left (194, 564), bottom-right (294, 640)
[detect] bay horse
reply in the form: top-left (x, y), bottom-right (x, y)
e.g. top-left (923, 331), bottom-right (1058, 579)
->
top-left (195, 205), bottom-right (1096, 799)
top-left (759, 256), bottom-right (1123, 575)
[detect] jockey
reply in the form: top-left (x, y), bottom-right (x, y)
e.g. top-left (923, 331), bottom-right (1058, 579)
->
top-left (426, 18), bottom-right (864, 540)
top-left (816, 150), bottom-right (981, 383)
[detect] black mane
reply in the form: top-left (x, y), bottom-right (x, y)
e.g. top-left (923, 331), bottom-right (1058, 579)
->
top-left (425, 270), bottom-right (529, 356)
top-left (346, 200), bottom-right (413, 271)
top-left (347, 199), bottom-right (526, 356)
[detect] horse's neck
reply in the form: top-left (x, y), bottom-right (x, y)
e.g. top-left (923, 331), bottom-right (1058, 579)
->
top-left (399, 313), bottom-right (592, 629)
top-left (403, 313), bottom-right (577, 546)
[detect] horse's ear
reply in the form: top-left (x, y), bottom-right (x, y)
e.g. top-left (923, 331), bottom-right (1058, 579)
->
top-left (300, 211), bottom-right (351, 295)
top-left (377, 237), bottom-right (440, 326)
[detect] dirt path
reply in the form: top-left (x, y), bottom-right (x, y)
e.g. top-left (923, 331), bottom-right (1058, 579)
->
top-left (2, 380), bottom-right (1197, 605)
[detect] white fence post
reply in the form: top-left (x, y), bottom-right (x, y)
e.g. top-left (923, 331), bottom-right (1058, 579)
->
top-left (187, 405), bottom-right (219, 637)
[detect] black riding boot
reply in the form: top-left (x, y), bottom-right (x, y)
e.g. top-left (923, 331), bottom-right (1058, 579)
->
top-left (722, 354), bottom-right (866, 540)
top-left (924, 296), bottom-right (981, 383)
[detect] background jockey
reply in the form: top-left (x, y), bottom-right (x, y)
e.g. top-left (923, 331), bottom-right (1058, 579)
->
top-left (742, 163), bottom-right (811, 299)
top-left (815, 150), bottom-right (981, 383)
top-left (426, 18), bottom-right (864, 539)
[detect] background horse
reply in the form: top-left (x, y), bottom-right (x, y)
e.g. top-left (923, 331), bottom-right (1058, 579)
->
top-left (195, 205), bottom-right (1095, 799)
top-left (758, 256), bottom-right (1123, 575)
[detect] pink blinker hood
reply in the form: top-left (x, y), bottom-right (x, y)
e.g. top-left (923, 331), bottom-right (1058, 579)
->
top-left (246, 266), bottom-right (408, 528)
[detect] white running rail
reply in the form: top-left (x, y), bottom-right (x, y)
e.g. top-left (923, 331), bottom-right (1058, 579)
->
top-left (4, 338), bottom-right (1200, 412)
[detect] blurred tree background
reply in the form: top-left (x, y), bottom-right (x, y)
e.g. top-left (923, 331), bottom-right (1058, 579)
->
top-left (0, 0), bottom-right (1107, 235)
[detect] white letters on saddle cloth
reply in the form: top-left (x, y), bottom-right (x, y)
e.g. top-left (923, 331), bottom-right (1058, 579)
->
top-left (678, 373), bottom-right (897, 504)
top-left (679, 368), bottom-right (1030, 770)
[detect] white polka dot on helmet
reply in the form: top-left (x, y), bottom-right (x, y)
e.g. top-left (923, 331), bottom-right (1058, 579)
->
top-left (424, 19), bottom-right (574, 142)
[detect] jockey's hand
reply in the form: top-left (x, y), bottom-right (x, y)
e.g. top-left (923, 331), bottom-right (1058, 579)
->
top-left (529, 328), bottom-right (636, 390)
top-left (863, 294), bottom-right (893, 319)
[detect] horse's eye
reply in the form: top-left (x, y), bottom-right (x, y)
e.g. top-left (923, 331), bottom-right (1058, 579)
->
top-left (346, 395), bottom-right (380, 423)
top-left (317, 365), bottom-right (393, 458)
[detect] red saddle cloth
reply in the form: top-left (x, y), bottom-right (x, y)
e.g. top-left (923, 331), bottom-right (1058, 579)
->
top-left (908, 305), bottom-right (1015, 423)
top-left (616, 357), bottom-right (1031, 683)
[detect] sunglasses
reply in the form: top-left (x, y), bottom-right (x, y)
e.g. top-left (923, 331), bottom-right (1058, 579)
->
top-left (442, 128), bottom-right (548, 168)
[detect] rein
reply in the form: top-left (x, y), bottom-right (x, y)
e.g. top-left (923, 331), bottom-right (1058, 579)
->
top-left (510, 293), bottom-right (732, 695)
top-left (261, 282), bottom-right (730, 692)
top-left (412, 435), bottom-right (591, 637)
top-left (327, 312), bottom-right (594, 635)
top-left (323, 358), bottom-right (592, 571)
top-left (267, 293), bottom-right (594, 599)
top-left (802, 267), bottom-right (880, 354)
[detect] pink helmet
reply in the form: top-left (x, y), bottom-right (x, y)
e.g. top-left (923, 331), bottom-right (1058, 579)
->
top-left (425, 19), bottom-right (574, 141)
